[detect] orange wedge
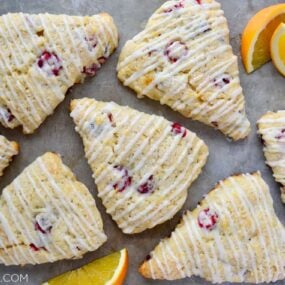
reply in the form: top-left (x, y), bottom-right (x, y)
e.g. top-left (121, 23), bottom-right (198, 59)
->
top-left (42, 249), bottom-right (128, 285)
top-left (271, 22), bottom-right (285, 76)
top-left (241, 3), bottom-right (285, 73)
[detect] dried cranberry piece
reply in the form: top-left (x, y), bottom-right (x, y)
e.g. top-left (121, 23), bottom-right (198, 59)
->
top-left (164, 41), bottom-right (188, 63)
top-left (6, 109), bottom-right (15, 122)
top-left (164, 1), bottom-right (185, 13)
top-left (203, 28), bottom-right (211, 33)
top-left (196, 0), bottom-right (202, 4)
top-left (197, 208), bottom-right (219, 231)
top-left (113, 165), bottom-right (132, 192)
top-left (29, 243), bottom-right (47, 252)
top-left (171, 122), bottom-right (187, 138)
top-left (85, 34), bottom-right (98, 51)
top-left (35, 222), bottom-right (49, 234)
top-left (107, 113), bottom-right (113, 123)
top-left (34, 213), bottom-right (53, 234)
top-left (148, 49), bottom-right (157, 56)
top-left (82, 63), bottom-right (99, 76)
top-left (107, 112), bottom-right (114, 123)
top-left (106, 112), bottom-right (116, 127)
top-left (145, 254), bottom-right (152, 261)
top-left (98, 56), bottom-right (107, 65)
top-left (276, 129), bottom-right (285, 140)
top-left (213, 74), bottom-right (231, 88)
top-left (34, 221), bottom-right (52, 234)
top-left (37, 51), bottom-right (62, 76)
top-left (82, 55), bottom-right (107, 77)
top-left (0, 107), bottom-right (15, 123)
top-left (137, 175), bottom-right (155, 194)
top-left (222, 78), bottom-right (230, 84)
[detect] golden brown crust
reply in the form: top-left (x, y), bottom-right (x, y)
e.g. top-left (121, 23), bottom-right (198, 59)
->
top-left (69, 100), bottom-right (77, 112)
top-left (257, 111), bottom-right (285, 203)
top-left (0, 135), bottom-right (20, 176)
top-left (10, 141), bottom-right (20, 154)
top-left (0, 152), bottom-right (107, 265)
top-left (139, 172), bottom-right (285, 283)
top-left (70, 98), bottom-right (208, 234)
top-left (117, 0), bottom-right (250, 141)
top-left (0, 13), bottom-right (118, 134)
top-left (139, 260), bottom-right (150, 277)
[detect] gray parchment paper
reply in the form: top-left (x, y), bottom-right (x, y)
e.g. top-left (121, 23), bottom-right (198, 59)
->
top-left (0, 0), bottom-right (284, 284)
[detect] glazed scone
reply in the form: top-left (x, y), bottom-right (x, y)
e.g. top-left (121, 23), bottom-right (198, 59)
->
top-left (258, 111), bottom-right (285, 203)
top-left (0, 135), bottom-right (19, 176)
top-left (0, 12), bottom-right (118, 134)
top-left (70, 98), bottom-right (208, 234)
top-left (117, 0), bottom-right (250, 141)
top-left (0, 152), bottom-right (107, 265)
top-left (139, 172), bottom-right (285, 283)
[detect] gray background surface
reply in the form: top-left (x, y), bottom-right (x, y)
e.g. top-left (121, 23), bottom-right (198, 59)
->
top-left (0, 0), bottom-right (284, 284)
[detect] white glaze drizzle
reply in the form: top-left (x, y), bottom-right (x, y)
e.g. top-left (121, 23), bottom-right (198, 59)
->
top-left (248, 174), bottom-right (285, 281)
top-left (5, 14), bottom-right (50, 121)
top-left (2, 13), bottom-right (52, 127)
top-left (122, 139), bottom-right (205, 231)
top-left (25, 171), bottom-right (68, 258)
top-left (0, 154), bottom-right (105, 265)
top-left (0, 12), bottom-right (117, 133)
top-left (37, 158), bottom-right (104, 249)
top-left (117, 0), bottom-right (249, 139)
top-left (71, 99), bottom-right (208, 234)
top-left (145, 173), bottom-right (285, 283)
top-left (258, 111), bottom-right (285, 202)
top-left (19, 13), bottom-right (64, 102)
top-left (0, 136), bottom-right (18, 176)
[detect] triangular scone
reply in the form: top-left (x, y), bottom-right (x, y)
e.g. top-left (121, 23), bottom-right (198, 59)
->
top-left (0, 135), bottom-right (19, 176)
top-left (70, 98), bottom-right (208, 234)
top-left (258, 111), bottom-right (285, 203)
top-left (0, 13), bottom-right (118, 134)
top-left (139, 172), bottom-right (285, 283)
top-left (117, 0), bottom-right (250, 141)
top-left (0, 152), bottom-right (106, 265)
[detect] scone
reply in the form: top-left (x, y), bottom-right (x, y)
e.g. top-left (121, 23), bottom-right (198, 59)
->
top-left (0, 152), bottom-right (106, 266)
top-left (258, 111), bottom-right (285, 203)
top-left (70, 98), bottom-right (208, 234)
top-left (0, 135), bottom-right (19, 176)
top-left (117, 0), bottom-right (250, 141)
top-left (139, 172), bottom-right (285, 283)
top-left (0, 13), bottom-right (118, 134)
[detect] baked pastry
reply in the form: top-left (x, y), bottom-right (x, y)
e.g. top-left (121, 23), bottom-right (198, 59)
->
top-left (117, 0), bottom-right (250, 141)
top-left (139, 172), bottom-right (285, 283)
top-left (0, 152), bottom-right (106, 265)
top-left (258, 111), bottom-right (285, 203)
top-left (0, 13), bottom-right (118, 134)
top-left (0, 135), bottom-right (19, 176)
top-left (70, 98), bottom-right (208, 234)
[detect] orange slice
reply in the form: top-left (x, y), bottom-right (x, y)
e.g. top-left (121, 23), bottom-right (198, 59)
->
top-left (43, 249), bottom-right (128, 285)
top-left (241, 4), bottom-right (285, 73)
top-left (271, 22), bottom-right (285, 76)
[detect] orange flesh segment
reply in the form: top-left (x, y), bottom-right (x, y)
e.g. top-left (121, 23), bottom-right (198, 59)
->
top-left (279, 34), bottom-right (285, 64)
top-left (44, 249), bottom-right (128, 285)
top-left (252, 14), bottom-right (285, 70)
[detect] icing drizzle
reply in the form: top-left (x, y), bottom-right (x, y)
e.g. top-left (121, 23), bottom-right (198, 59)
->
top-left (0, 153), bottom-right (106, 265)
top-left (143, 172), bottom-right (285, 283)
top-left (117, 0), bottom-right (250, 140)
top-left (258, 111), bottom-right (285, 203)
top-left (70, 98), bottom-right (208, 234)
top-left (0, 13), bottom-right (118, 133)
